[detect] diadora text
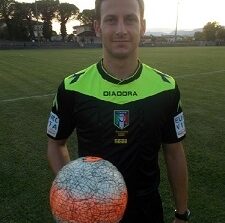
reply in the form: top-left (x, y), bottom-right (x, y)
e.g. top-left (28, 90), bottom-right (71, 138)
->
top-left (103, 91), bottom-right (138, 97)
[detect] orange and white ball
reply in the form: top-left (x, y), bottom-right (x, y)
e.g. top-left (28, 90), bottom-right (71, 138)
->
top-left (50, 156), bottom-right (128, 223)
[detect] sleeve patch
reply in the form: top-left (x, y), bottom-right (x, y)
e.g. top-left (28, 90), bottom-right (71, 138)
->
top-left (174, 112), bottom-right (186, 138)
top-left (47, 112), bottom-right (59, 138)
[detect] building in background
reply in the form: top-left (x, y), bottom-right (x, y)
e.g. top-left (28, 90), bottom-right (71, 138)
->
top-left (73, 24), bottom-right (101, 47)
top-left (33, 21), bottom-right (43, 41)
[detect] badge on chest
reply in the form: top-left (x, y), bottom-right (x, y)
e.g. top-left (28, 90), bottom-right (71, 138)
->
top-left (114, 110), bottom-right (129, 144)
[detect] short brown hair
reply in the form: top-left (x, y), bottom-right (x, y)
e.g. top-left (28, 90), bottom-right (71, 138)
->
top-left (95, 0), bottom-right (145, 20)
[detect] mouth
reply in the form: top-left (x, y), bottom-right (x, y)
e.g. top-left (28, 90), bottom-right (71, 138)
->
top-left (112, 40), bottom-right (130, 43)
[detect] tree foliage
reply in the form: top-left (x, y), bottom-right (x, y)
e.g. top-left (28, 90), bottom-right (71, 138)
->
top-left (11, 2), bottom-right (36, 40)
top-left (216, 25), bottom-right (225, 41)
top-left (0, 0), bottom-right (15, 39)
top-left (36, 0), bottom-right (59, 41)
top-left (77, 9), bottom-right (96, 27)
top-left (203, 21), bottom-right (220, 41)
top-left (56, 3), bottom-right (79, 41)
top-left (1, 3), bottom-right (96, 41)
top-left (194, 21), bottom-right (225, 42)
top-left (194, 31), bottom-right (205, 41)
top-left (0, 0), bottom-right (15, 20)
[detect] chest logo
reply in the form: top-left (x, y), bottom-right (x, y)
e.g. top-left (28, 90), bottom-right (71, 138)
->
top-left (114, 110), bottom-right (129, 130)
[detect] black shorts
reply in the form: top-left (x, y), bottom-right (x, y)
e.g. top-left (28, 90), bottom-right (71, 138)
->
top-left (120, 191), bottom-right (164, 223)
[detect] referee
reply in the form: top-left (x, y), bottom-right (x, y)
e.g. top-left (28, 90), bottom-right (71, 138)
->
top-left (47, 0), bottom-right (190, 222)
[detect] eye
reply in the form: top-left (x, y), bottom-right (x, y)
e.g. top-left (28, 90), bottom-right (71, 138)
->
top-left (104, 17), bottom-right (116, 24)
top-left (126, 16), bottom-right (138, 24)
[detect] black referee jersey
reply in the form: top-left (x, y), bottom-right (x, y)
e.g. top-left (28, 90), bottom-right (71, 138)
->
top-left (47, 59), bottom-right (186, 196)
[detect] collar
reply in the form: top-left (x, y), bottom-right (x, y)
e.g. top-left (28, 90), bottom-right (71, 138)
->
top-left (96, 59), bottom-right (143, 85)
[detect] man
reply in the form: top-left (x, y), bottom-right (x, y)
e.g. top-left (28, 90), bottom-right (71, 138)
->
top-left (47, 0), bottom-right (190, 222)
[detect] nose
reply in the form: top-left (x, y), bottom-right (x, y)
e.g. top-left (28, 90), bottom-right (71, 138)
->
top-left (116, 19), bottom-right (127, 36)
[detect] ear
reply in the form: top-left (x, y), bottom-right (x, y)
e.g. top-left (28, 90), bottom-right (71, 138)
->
top-left (140, 19), bottom-right (146, 37)
top-left (94, 20), bottom-right (102, 38)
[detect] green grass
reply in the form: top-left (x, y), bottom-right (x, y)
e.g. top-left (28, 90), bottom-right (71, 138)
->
top-left (0, 47), bottom-right (225, 223)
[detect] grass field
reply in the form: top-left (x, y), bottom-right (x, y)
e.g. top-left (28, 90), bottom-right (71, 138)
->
top-left (0, 47), bottom-right (225, 223)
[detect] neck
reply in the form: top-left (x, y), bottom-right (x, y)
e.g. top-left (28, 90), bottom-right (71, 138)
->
top-left (102, 55), bottom-right (139, 80)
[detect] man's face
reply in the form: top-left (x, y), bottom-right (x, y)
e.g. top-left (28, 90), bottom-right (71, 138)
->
top-left (95, 0), bottom-right (146, 59)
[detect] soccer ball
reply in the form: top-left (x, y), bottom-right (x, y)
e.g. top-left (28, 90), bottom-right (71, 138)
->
top-left (50, 156), bottom-right (128, 223)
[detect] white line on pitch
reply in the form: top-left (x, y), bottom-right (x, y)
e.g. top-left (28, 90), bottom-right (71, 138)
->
top-left (175, 69), bottom-right (225, 78)
top-left (0, 93), bottom-right (54, 103)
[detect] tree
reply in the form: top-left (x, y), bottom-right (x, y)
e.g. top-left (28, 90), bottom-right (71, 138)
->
top-left (11, 2), bottom-right (36, 40)
top-left (216, 26), bottom-right (225, 42)
top-left (67, 33), bottom-right (75, 42)
top-left (56, 2), bottom-right (79, 41)
top-left (0, 0), bottom-right (15, 40)
top-left (0, 25), bottom-right (9, 39)
top-left (22, 2), bottom-right (36, 40)
top-left (194, 31), bottom-right (205, 41)
top-left (0, 0), bottom-right (15, 21)
top-left (77, 9), bottom-right (96, 27)
top-left (10, 2), bottom-right (29, 40)
top-left (203, 21), bottom-right (220, 41)
top-left (36, 0), bottom-right (59, 41)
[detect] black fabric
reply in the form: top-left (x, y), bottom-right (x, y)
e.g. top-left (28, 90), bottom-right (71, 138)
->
top-left (120, 190), bottom-right (164, 223)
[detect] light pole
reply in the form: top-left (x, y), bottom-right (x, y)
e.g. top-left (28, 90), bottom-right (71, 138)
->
top-left (35, 0), bottom-right (40, 46)
top-left (174, 0), bottom-right (180, 42)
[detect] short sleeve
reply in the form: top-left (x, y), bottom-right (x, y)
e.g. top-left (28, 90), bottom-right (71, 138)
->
top-left (47, 81), bottom-right (76, 140)
top-left (162, 83), bottom-right (186, 143)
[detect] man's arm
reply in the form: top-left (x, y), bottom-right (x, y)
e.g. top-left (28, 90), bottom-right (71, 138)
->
top-left (47, 137), bottom-right (71, 175)
top-left (162, 142), bottom-right (189, 222)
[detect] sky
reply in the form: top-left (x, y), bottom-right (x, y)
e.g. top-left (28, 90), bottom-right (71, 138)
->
top-left (18, 0), bottom-right (225, 34)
